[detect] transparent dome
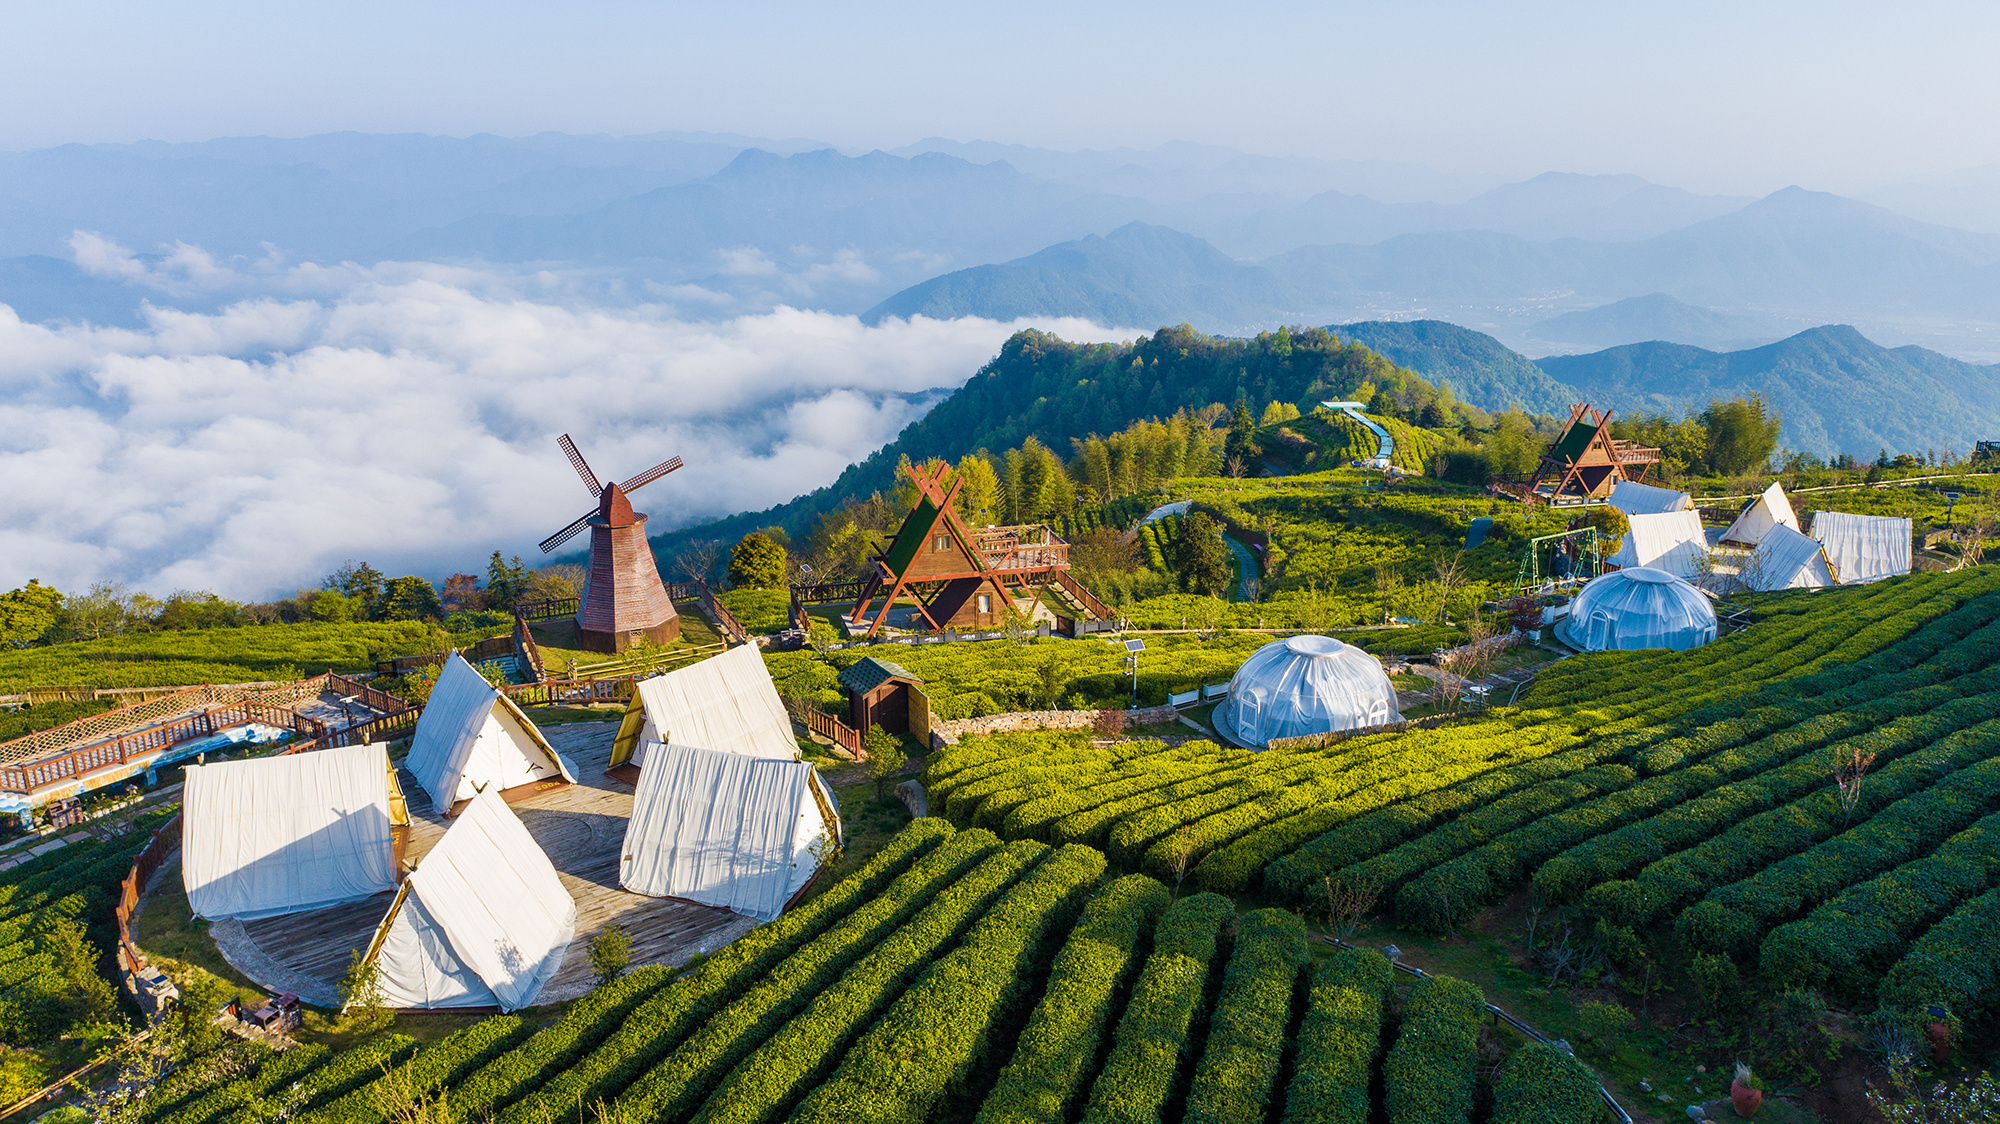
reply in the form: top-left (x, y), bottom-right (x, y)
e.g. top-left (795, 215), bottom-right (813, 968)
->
top-left (1556, 566), bottom-right (1717, 652)
top-left (1216, 635), bottom-right (1402, 748)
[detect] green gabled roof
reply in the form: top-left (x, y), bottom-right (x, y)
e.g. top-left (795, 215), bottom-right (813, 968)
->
top-left (838, 656), bottom-right (921, 695)
top-left (882, 497), bottom-right (941, 577)
top-left (1552, 420), bottom-right (1600, 463)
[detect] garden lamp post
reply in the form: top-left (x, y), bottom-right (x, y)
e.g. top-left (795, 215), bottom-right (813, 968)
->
top-left (1124, 638), bottom-right (1145, 708)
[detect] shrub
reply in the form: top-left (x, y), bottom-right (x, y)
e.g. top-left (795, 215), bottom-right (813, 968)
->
top-left (1281, 949), bottom-right (1394, 1124)
top-left (1079, 893), bottom-right (1237, 1124)
top-left (1490, 1042), bottom-right (1602, 1124)
top-left (1183, 910), bottom-right (1311, 1124)
top-left (1383, 975), bottom-right (1485, 1124)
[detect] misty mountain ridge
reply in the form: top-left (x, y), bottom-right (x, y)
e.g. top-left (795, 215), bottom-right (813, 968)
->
top-left (1527, 293), bottom-right (1784, 352)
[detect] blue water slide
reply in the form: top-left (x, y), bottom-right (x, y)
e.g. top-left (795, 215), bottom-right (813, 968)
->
top-left (1321, 400), bottom-right (1393, 464)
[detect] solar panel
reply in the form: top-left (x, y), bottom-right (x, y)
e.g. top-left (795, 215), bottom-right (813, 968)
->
top-left (1124, 639), bottom-right (1146, 653)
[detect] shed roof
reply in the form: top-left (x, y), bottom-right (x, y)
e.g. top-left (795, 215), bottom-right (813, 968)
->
top-left (837, 657), bottom-right (920, 695)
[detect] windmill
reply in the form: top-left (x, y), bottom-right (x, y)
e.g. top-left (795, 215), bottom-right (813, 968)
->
top-left (539, 434), bottom-right (682, 653)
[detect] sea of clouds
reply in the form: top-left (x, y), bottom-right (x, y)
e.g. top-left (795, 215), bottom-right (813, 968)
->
top-left (0, 235), bottom-right (1128, 600)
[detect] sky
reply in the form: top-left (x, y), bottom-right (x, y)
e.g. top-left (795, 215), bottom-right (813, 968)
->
top-left (2, 1), bottom-right (1997, 197)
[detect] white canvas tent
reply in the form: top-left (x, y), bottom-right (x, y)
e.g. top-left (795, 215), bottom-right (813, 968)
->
top-left (1741, 524), bottom-right (1836, 591)
top-left (611, 643), bottom-right (800, 772)
top-left (1607, 510), bottom-right (1707, 579)
top-left (363, 789), bottom-right (574, 1011)
top-left (621, 743), bottom-right (838, 919)
top-left (182, 743), bottom-right (400, 920)
top-left (404, 653), bottom-right (573, 812)
top-left (1720, 482), bottom-right (1801, 548)
top-left (1813, 511), bottom-right (1913, 585)
top-left (1609, 479), bottom-right (1693, 516)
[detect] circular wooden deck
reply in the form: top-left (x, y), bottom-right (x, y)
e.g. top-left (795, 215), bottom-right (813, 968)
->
top-left (210, 721), bottom-right (758, 1008)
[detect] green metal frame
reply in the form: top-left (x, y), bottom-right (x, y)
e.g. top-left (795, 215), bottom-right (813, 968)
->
top-left (1516, 527), bottom-right (1603, 591)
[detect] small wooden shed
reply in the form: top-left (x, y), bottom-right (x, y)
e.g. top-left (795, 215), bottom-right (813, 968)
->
top-left (838, 657), bottom-right (926, 737)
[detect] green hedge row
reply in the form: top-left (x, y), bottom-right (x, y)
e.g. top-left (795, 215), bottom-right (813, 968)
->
top-left (159, 1043), bottom-right (328, 1124)
top-left (1678, 743), bottom-right (2000, 957)
top-left (1761, 810), bottom-right (2000, 992)
top-left (687, 840), bottom-right (1050, 1124)
top-left (1490, 1042), bottom-right (1601, 1124)
top-left (1183, 910), bottom-right (1311, 1124)
top-left (1584, 707), bottom-right (2000, 931)
top-left (1876, 884), bottom-right (2000, 1023)
top-left (974, 875), bottom-right (1173, 1124)
top-left (1280, 948), bottom-right (1394, 1124)
top-left (307, 1017), bottom-right (527, 1124)
top-left (447, 967), bottom-right (674, 1120)
top-left (1079, 893), bottom-right (1237, 1124)
top-left (280, 1034), bottom-right (418, 1119)
top-left (133, 1044), bottom-right (260, 1124)
top-left (1383, 976), bottom-right (1485, 1124)
top-left (790, 845), bottom-right (1108, 1123)
top-left (499, 818), bottom-right (958, 1124)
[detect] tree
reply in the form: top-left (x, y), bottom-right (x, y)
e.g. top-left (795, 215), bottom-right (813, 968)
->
top-left (588, 925), bottom-right (632, 987)
top-left (1071, 528), bottom-right (1141, 578)
top-left (1702, 394), bottom-right (1783, 476)
top-left (954, 454), bottom-right (1002, 526)
top-left (864, 727), bottom-right (908, 804)
top-left (43, 917), bottom-right (116, 1029)
top-left (379, 576), bottom-right (443, 622)
top-left (1322, 877), bottom-right (1378, 942)
top-left (0, 580), bottom-right (63, 648)
top-left (327, 561), bottom-right (385, 618)
top-left (674, 540), bottom-right (723, 585)
top-left (1419, 400), bottom-right (1450, 428)
top-left (1577, 506), bottom-right (1629, 557)
top-left (58, 582), bottom-right (131, 641)
top-left (1224, 403), bottom-right (1259, 462)
top-left (336, 948), bottom-right (390, 1033)
top-left (727, 532), bottom-right (789, 590)
top-left (1429, 551), bottom-right (1469, 624)
top-left (484, 552), bottom-right (530, 610)
top-left (1171, 512), bottom-right (1232, 596)
top-left (440, 573), bottom-right (485, 614)
top-left (1373, 564), bottom-right (1403, 623)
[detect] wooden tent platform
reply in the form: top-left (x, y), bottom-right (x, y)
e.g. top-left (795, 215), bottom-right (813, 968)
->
top-left (215, 721), bottom-right (758, 1008)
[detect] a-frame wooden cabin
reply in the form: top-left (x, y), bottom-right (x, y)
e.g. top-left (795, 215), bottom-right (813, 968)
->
top-left (849, 461), bottom-right (1108, 637)
top-left (1491, 403), bottom-right (1662, 507)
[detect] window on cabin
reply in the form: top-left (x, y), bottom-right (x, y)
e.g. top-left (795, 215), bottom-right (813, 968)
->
top-left (977, 594), bottom-right (991, 614)
top-left (934, 535), bottom-right (948, 552)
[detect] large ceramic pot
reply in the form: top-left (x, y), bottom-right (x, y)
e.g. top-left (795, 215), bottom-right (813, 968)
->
top-left (1730, 1077), bottom-right (1763, 1118)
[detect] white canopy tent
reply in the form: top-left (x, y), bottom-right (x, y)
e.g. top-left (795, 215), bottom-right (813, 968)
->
top-left (1607, 510), bottom-right (1707, 579)
top-left (1741, 524), bottom-right (1836, 591)
top-left (182, 743), bottom-right (399, 920)
top-left (1609, 480), bottom-right (1693, 516)
top-left (1812, 511), bottom-right (1913, 585)
top-left (611, 643), bottom-right (800, 772)
top-left (363, 789), bottom-right (574, 1011)
top-left (1720, 482), bottom-right (1801, 548)
top-left (404, 653), bottom-right (573, 812)
top-left (621, 743), bottom-right (837, 919)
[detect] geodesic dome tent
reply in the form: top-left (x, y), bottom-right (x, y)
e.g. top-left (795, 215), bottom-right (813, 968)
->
top-left (1556, 567), bottom-right (1718, 652)
top-left (1215, 635), bottom-right (1401, 749)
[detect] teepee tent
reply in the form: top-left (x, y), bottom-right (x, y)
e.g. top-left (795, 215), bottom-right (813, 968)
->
top-left (1741, 524), bottom-right (1836, 591)
top-left (621, 743), bottom-right (838, 919)
top-left (182, 743), bottom-right (401, 920)
top-left (1607, 510), bottom-right (1706, 578)
top-left (1812, 511), bottom-right (1913, 585)
top-left (1609, 479), bottom-right (1693, 516)
top-left (363, 789), bottom-right (574, 1011)
top-left (1720, 482), bottom-right (1801, 548)
top-left (404, 653), bottom-right (573, 813)
top-left (609, 643), bottom-right (799, 774)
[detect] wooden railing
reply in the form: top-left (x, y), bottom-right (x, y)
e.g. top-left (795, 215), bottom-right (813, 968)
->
top-left (501, 677), bottom-right (639, 707)
top-left (783, 697), bottom-right (864, 758)
top-left (513, 597), bottom-right (579, 622)
top-left (791, 579), bottom-right (870, 606)
top-left (1054, 570), bottom-right (1113, 621)
top-left (0, 699), bottom-right (322, 794)
top-left (513, 613), bottom-right (546, 683)
top-left (114, 813), bottom-right (181, 988)
top-left (697, 583), bottom-right (748, 645)
top-left (567, 641), bottom-right (727, 682)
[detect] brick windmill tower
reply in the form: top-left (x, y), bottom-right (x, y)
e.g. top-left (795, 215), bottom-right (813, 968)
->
top-left (538, 434), bottom-right (682, 653)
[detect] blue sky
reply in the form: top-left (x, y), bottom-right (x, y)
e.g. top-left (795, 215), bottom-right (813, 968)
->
top-left (2, 0), bottom-right (1996, 195)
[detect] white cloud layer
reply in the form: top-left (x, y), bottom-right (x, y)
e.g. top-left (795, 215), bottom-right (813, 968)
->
top-left (2, 244), bottom-right (1130, 599)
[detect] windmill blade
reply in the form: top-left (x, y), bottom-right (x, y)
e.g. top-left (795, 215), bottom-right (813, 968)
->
top-left (539, 511), bottom-right (593, 554)
top-left (558, 434), bottom-right (602, 497)
top-left (619, 456), bottom-right (683, 494)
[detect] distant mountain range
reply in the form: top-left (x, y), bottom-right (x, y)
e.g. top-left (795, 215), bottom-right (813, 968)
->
top-left (1524, 293), bottom-right (1782, 353)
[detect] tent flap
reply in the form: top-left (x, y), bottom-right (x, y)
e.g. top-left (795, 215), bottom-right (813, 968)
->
top-left (1812, 511), bottom-right (1913, 585)
top-left (182, 743), bottom-right (397, 920)
top-left (404, 653), bottom-right (571, 810)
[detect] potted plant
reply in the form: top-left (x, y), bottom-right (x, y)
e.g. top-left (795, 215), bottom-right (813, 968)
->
top-left (1730, 1062), bottom-right (1764, 1118)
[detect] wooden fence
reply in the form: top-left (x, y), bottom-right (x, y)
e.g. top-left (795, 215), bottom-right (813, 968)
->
top-left (783, 696), bottom-right (865, 758)
top-left (501, 677), bottom-right (638, 707)
top-left (568, 641), bottom-right (728, 682)
top-left (513, 596), bottom-right (579, 622)
top-left (113, 813), bottom-right (182, 993)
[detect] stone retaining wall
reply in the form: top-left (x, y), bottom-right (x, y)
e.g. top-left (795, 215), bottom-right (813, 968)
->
top-left (932, 704), bottom-right (1181, 746)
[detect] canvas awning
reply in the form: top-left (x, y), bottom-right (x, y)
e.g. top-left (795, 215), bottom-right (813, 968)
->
top-left (620, 743), bottom-right (832, 919)
top-left (1742, 524), bottom-right (1835, 591)
top-left (404, 653), bottom-right (572, 811)
top-left (182, 743), bottom-right (398, 920)
top-left (1720, 482), bottom-right (1801, 547)
top-left (613, 643), bottom-right (800, 771)
top-left (1608, 480), bottom-right (1693, 516)
top-left (1812, 511), bottom-right (1913, 585)
top-left (1607, 510), bottom-right (1706, 578)
top-left (366, 789), bottom-right (574, 1011)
